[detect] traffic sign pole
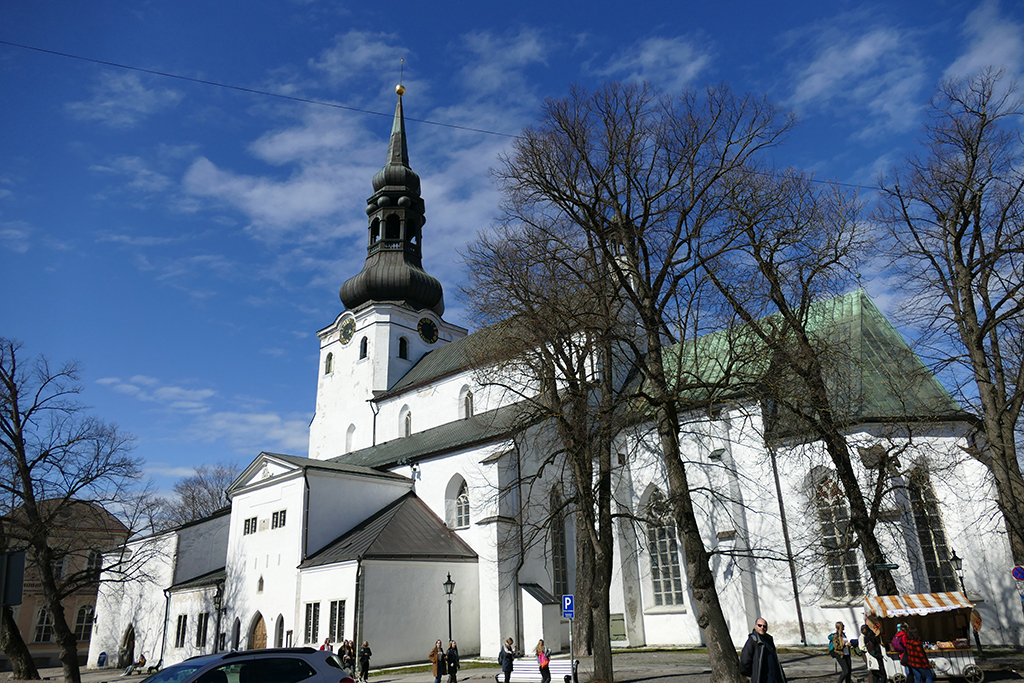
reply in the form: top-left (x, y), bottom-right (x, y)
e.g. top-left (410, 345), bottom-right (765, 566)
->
top-left (563, 595), bottom-right (575, 681)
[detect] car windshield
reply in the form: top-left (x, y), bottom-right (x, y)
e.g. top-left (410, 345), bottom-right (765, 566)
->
top-left (141, 662), bottom-right (206, 683)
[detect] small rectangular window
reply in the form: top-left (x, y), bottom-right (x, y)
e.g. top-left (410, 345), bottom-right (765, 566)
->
top-left (243, 517), bottom-right (257, 535)
top-left (174, 614), bottom-right (188, 648)
top-left (272, 510), bottom-right (287, 529)
top-left (304, 602), bottom-right (320, 644)
top-left (196, 612), bottom-right (209, 648)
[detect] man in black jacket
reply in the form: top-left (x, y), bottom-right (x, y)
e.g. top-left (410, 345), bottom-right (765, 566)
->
top-left (740, 618), bottom-right (787, 683)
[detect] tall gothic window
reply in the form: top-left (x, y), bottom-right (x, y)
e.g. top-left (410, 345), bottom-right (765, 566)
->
top-left (456, 481), bottom-right (470, 528)
top-left (816, 474), bottom-right (863, 598)
top-left (464, 391), bottom-right (473, 419)
top-left (359, 337), bottom-right (368, 360)
top-left (324, 352), bottom-right (333, 375)
top-left (550, 489), bottom-right (569, 598)
top-left (909, 469), bottom-right (958, 592)
top-left (646, 490), bottom-right (685, 606)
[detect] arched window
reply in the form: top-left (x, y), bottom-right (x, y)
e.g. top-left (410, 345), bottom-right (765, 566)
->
top-left (275, 614), bottom-right (285, 648)
top-left (404, 411), bottom-right (412, 437)
top-left (74, 605), bottom-right (94, 641)
top-left (398, 337), bottom-right (409, 359)
top-left (359, 337), bottom-right (368, 360)
top-left (345, 424), bottom-right (356, 454)
top-left (370, 218), bottom-right (380, 244)
top-left (86, 549), bottom-right (103, 577)
top-left (815, 472), bottom-right (863, 598)
top-left (257, 576), bottom-right (264, 593)
top-left (645, 489), bottom-right (685, 607)
top-left (34, 609), bottom-right (54, 642)
top-left (324, 352), bottom-right (333, 375)
top-left (550, 489), bottom-right (569, 597)
top-left (909, 469), bottom-right (957, 592)
top-left (458, 386), bottom-right (474, 420)
top-left (455, 481), bottom-right (470, 528)
top-left (385, 214), bottom-right (401, 240)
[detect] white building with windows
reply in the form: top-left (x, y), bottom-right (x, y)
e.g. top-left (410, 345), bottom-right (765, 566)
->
top-left (89, 93), bottom-right (1024, 671)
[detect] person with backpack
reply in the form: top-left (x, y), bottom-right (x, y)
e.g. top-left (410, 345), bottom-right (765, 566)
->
top-left (829, 622), bottom-right (853, 683)
top-left (535, 639), bottom-right (551, 683)
top-left (891, 623), bottom-right (912, 682)
top-left (499, 637), bottom-right (516, 683)
top-left (740, 617), bottom-right (787, 683)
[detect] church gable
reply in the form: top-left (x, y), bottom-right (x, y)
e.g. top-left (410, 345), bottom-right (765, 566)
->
top-left (228, 452), bottom-right (304, 494)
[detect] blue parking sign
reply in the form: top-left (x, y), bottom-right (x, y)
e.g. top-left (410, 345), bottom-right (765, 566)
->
top-left (562, 594), bottom-right (574, 619)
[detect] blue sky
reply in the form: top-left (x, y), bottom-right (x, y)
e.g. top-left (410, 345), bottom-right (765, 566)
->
top-left (2, 0), bottom-right (1022, 494)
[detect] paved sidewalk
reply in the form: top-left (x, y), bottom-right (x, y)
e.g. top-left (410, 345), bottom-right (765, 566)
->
top-left (16, 650), bottom-right (1024, 683)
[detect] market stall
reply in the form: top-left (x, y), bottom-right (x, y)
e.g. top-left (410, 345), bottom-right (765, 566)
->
top-left (863, 591), bottom-right (982, 683)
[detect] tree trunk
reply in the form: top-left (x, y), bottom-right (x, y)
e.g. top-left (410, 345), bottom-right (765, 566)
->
top-left (48, 593), bottom-right (82, 683)
top-left (0, 605), bottom-right (40, 680)
top-left (574, 512), bottom-right (595, 657)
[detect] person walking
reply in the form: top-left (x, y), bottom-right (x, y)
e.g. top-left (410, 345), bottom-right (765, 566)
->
top-left (740, 618), bottom-right (787, 683)
top-left (535, 639), bottom-right (551, 683)
top-left (359, 640), bottom-right (372, 683)
top-left (430, 639), bottom-right (447, 683)
top-left (891, 623), bottom-right (911, 682)
top-left (499, 637), bottom-right (516, 683)
top-left (446, 640), bottom-right (460, 683)
top-left (830, 622), bottom-right (853, 683)
top-left (861, 624), bottom-right (884, 683)
top-left (903, 627), bottom-right (934, 683)
top-left (341, 641), bottom-right (354, 674)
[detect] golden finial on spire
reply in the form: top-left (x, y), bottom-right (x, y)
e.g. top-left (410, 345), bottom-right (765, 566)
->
top-left (396, 58), bottom-right (406, 96)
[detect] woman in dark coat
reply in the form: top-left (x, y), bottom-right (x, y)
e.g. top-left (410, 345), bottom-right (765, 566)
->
top-left (446, 640), bottom-right (460, 683)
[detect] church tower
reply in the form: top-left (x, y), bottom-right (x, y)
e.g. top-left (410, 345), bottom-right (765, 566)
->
top-left (308, 88), bottom-right (467, 461)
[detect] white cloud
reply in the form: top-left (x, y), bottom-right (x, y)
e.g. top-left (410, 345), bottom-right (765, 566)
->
top-left (91, 156), bottom-right (172, 193)
top-left (457, 29), bottom-right (550, 105)
top-left (99, 376), bottom-right (217, 414)
top-left (0, 220), bottom-right (32, 253)
top-left (785, 24), bottom-right (926, 137)
top-left (946, 0), bottom-right (1024, 80)
top-left (65, 72), bottom-right (183, 128)
top-left (191, 411), bottom-right (310, 455)
top-left (599, 36), bottom-right (714, 92)
top-left (310, 30), bottom-right (407, 86)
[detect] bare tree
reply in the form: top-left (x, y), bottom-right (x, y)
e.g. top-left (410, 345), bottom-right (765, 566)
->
top-left (494, 81), bottom-right (792, 683)
top-left (0, 338), bottom-right (144, 683)
top-left (876, 68), bottom-right (1024, 563)
top-left (463, 215), bottom-right (637, 680)
top-left (152, 462), bottom-right (237, 529)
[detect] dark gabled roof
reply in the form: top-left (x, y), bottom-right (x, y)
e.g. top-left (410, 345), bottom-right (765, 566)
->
top-left (521, 583), bottom-right (558, 605)
top-left (170, 566), bottom-right (225, 591)
top-left (300, 492), bottom-right (477, 568)
top-left (330, 402), bottom-right (523, 470)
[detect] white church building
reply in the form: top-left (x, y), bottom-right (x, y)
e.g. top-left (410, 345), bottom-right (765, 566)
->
top-left (89, 93), bottom-right (1024, 671)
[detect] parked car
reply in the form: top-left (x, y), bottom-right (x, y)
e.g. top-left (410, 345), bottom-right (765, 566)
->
top-left (139, 648), bottom-right (354, 683)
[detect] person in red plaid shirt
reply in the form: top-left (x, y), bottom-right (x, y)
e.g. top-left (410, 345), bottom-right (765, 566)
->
top-left (902, 627), bottom-right (934, 683)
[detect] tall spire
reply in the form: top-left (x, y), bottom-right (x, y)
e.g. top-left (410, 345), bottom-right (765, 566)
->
top-left (339, 87), bottom-right (444, 315)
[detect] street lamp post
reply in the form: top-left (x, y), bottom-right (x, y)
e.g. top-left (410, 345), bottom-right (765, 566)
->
top-left (443, 572), bottom-right (456, 642)
top-left (949, 549), bottom-right (983, 656)
top-left (213, 584), bottom-right (226, 653)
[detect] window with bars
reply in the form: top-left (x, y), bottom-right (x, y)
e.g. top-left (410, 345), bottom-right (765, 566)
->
top-left (551, 489), bottom-right (569, 598)
top-left (909, 470), bottom-right (958, 592)
top-left (304, 602), bottom-right (320, 644)
top-left (34, 609), bottom-right (54, 642)
top-left (174, 614), bottom-right (188, 648)
top-left (816, 476), bottom-right (863, 599)
top-left (74, 605), bottom-right (94, 641)
top-left (328, 600), bottom-right (345, 642)
top-left (272, 510), bottom-right (287, 529)
top-left (196, 612), bottom-right (210, 648)
top-left (645, 490), bottom-right (685, 607)
top-left (244, 517), bottom-right (257, 535)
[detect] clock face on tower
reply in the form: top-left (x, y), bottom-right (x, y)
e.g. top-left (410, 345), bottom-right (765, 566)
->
top-left (417, 318), bottom-right (439, 344)
top-left (339, 317), bottom-right (356, 345)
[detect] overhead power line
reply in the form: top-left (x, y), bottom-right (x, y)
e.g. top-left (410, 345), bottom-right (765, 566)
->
top-left (0, 39), bottom-right (874, 191)
top-left (0, 39), bottom-right (519, 139)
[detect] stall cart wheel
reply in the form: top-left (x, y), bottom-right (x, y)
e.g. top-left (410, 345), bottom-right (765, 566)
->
top-left (962, 665), bottom-right (984, 683)
top-left (891, 673), bottom-right (907, 683)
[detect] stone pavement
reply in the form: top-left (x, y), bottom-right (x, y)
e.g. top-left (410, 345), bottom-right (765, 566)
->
top-left (19, 649), bottom-right (1024, 683)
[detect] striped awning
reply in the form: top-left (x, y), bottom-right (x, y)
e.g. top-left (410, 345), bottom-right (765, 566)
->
top-left (865, 591), bottom-right (973, 618)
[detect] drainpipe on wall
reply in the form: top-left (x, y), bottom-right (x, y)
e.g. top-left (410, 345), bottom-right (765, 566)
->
top-left (353, 558), bottom-right (364, 648)
top-left (160, 588), bottom-right (171, 663)
top-left (769, 443), bottom-right (806, 644)
top-left (513, 442), bottom-right (525, 650)
top-left (302, 471), bottom-right (311, 561)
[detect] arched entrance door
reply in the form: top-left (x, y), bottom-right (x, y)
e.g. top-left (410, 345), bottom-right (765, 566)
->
top-left (249, 613), bottom-right (266, 650)
top-left (120, 625), bottom-right (136, 668)
top-left (274, 615), bottom-right (284, 648)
